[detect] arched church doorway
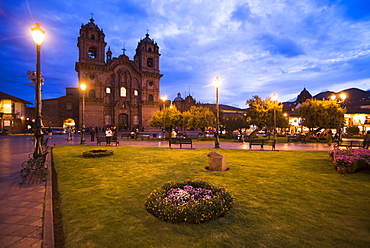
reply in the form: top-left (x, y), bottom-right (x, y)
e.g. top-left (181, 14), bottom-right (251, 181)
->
top-left (118, 113), bottom-right (129, 131)
top-left (63, 118), bottom-right (75, 130)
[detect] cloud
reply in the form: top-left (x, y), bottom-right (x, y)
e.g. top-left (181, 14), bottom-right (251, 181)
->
top-left (257, 33), bottom-right (305, 58)
top-left (0, 0), bottom-right (369, 109)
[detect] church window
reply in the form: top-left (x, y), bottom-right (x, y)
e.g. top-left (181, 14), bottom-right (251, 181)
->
top-left (105, 115), bottom-right (112, 125)
top-left (133, 115), bottom-right (139, 125)
top-left (66, 101), bottom-right (72, 110)
top-left (134, 90), bottom-right (138, 96)
top-left (88, 47), bottom-right (97, 58)
top-left (149, 82), bottom-right (153, 86)
top-left (148, 47), bottom-right (152, 52)
top-left (147, 58), bottom-right (153, 67)
top-left (89, 89), bottom-right (95, 98)
top-left (89, 74), bottom-right (95, 80)
top-left (90, 35), bottom-right (95, 40)
top-left (120, 87), bottom-right (127, 97)
top-left (148, 94), bottom-right (153, 101)
top-left (106, 87), bottom-right (111, 94)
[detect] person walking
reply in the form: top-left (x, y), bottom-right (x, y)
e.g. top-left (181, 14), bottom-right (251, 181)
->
top-left (363, 130), bottom-right (370, 149)
top-left (105, 128), bottom-right (113, 146)
top-left (327, 130), bottom-right (333, 146)
top-left (90, 128), bottom-right (96, 142)
top-left (66, 127), bottom-right (72, 140)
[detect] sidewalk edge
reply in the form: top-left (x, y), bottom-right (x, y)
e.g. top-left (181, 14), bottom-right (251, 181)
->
top-left (43, 147), bottom-right (55, 247)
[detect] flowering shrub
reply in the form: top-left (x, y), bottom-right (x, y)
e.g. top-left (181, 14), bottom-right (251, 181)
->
top-left (82, 149), bottom-right (114, 158)
top-left (165, 185), bottom-right (214, 206)
top-left (329, 148), bottom-right (370, 174)
top-left (145, 180), bottom-right (234, 224)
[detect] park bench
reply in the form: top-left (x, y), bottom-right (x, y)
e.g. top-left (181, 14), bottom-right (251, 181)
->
top-left (20, 151), bottom-right (49, 184)
top-left (121, 133), bottom-right (131, 139)
top-left (334, 140), bottom-right (363, 149)
top-left (186, 134), bottom-right (201, 140)
top-left (287, 135), bottom-right (300, 142)
top-left (169, 138), bottom-right (193, 149)
top-left (234, 135), bottom-right (250, 142)
top-left (136, 134), bottom-right (150, 140)
top-left (97, 136), bottom-right (119, 146)
top-left (249, 139), bottom-right (276, 150)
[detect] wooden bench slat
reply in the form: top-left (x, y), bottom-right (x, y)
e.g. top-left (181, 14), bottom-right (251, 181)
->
top-left (334, 140), bottom-right (363, 149)
top-left (97, 136), bottom-right (119, 146)
top-left (169, 138), bottom-right (193, 148)
top-left (249, 139), bottom-right (276, 150)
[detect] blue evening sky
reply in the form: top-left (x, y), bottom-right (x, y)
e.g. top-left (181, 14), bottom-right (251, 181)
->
top-left (0, 0), bottom-right (369, 107)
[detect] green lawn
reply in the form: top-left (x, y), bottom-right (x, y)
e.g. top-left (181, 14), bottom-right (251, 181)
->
top-left (52, 146), bottom-right (370, 248)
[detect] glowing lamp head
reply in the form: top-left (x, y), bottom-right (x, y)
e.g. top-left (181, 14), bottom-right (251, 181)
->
top-left (31, 23), bottom-right (45, 45)
top-left (80, 83), bottom-right (87, 91)
top-left (340, 93), bottom-right (346, 101)
top-left (330, 95), bottom-right (336, 101)
top-left (161, 94), bottom-right (167, 101)
top-left (214, 77), bottom-right (221, 88)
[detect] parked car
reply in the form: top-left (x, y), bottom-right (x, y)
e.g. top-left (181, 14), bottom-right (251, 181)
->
top-left (0, 129), bottom-right (10, 135)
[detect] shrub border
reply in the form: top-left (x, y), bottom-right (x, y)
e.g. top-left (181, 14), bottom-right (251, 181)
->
top-left (145, 180), bottom-right (234, 224)
top-left (82, 149), bottom-right (114, 158)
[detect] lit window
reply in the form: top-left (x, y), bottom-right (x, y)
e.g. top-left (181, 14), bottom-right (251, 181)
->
top-left (120, 87), bottom-right (127, 97)
top-left (134, 90), bottom-right (138, 96)
top-left (106, 87), bottom-right (111, 94)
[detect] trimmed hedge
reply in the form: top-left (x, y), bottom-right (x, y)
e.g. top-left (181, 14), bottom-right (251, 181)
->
top-left (82, 149), bottom-right (114, 158)
top-left (145, 180), bottom-right (234, 224)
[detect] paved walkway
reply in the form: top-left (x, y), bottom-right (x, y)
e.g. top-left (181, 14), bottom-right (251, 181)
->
top-left (0, 134), bottom-right (333, 247)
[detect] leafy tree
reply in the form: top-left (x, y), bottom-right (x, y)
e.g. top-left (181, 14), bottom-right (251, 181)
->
top-left (150, 106), bottom-right (182, 138)
top-left (183, 106), bottom-right (216, 135)
top-left (295, 99), bottom-right (346, 137)
top-left (346, 126), bottom-right (360, 136)
top-left (222, 115), bottom-right (248, 138)
top-left (245, 96), bottom-right (287, 137)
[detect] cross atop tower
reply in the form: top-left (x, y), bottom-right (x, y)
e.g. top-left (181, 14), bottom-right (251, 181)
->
top-left (90, 12), bottom-right (95, 22)
top-left (122, 43), bottom-right (126, 55)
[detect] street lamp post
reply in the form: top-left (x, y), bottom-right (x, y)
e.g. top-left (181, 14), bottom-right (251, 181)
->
top-left (271, 93), bottom-right (278, 144)
top-left (31, 23), bottom-right (45, 158)
top-left (80, 83), bottom-right (86, 144)
top-left (331, 93), bottom-right (347, 140)
top-left (214, 77), bottom-right (221, 148)
top-left (161, 94), bottom-right (167, 141)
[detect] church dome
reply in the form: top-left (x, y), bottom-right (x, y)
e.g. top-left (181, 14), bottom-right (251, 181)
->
top-left (174, 93), bottom-right (184, 102)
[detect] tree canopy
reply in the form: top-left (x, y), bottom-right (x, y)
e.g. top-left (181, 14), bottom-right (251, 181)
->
top-left (296, 99), bottom-right (346, 131)
top-left (150, 106), bottom-right (182, 137)
top-left (222, 115), bottom-right (248, 138)
top-left (182, 106), bottom-right (216, 135)
top-left (245, 95), bottom-right (288, 136)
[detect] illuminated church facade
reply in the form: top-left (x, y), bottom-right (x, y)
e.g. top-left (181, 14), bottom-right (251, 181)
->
top-left (43, 18), bottom-right (162, 131)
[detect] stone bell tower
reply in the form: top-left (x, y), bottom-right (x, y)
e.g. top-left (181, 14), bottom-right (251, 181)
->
top-left (134, 32), bottom-right (161, 74)
top-left (77, 17), bottom-right (106, 66)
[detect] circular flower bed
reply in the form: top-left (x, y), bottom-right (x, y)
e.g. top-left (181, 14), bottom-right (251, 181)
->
top-left (82, 149), bottom-right (114, 158)
top-left (145, 180), bottom-right (234, 224)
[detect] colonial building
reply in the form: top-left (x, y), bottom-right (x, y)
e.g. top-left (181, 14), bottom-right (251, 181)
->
top-left (42, 88), bottom-right (79, 129)
top-left (42, 18), bottom-right (162, 131)
top-left (282, 87), bottom-right (370, 133)
top-left (0, 91), bottom-right (33, 133)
